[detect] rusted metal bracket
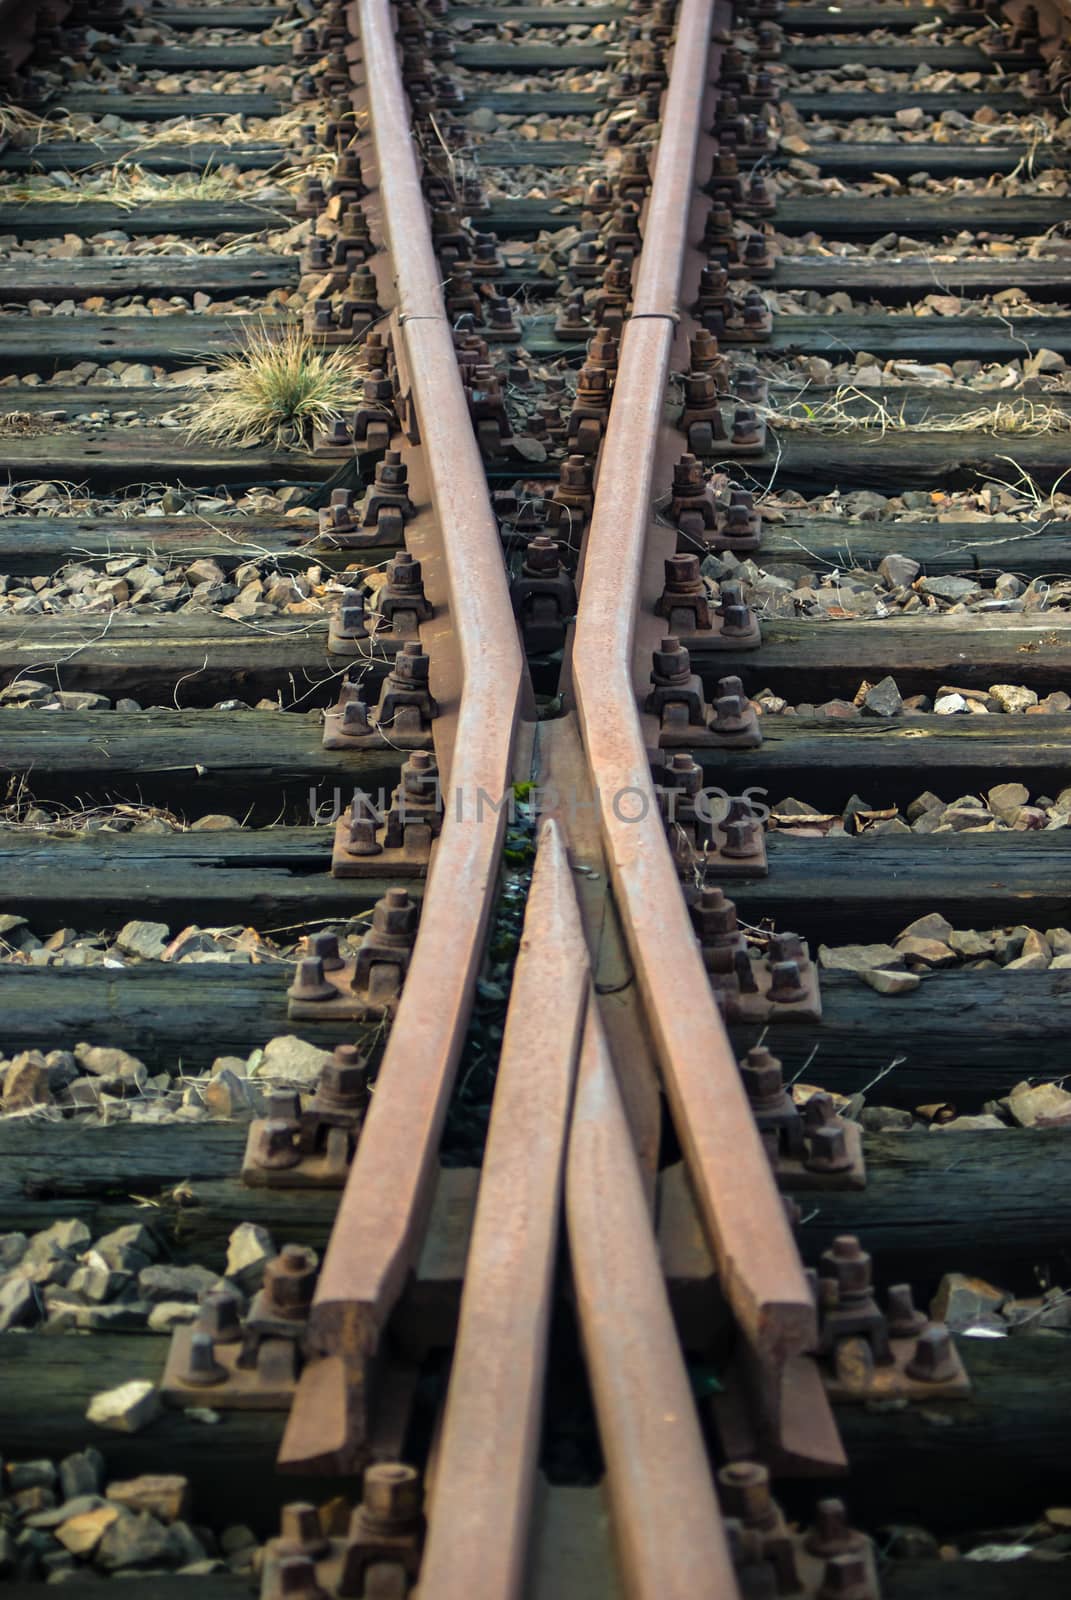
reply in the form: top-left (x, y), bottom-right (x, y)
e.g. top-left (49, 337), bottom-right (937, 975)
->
top-left (655, 562), bottom-right (760, 652)
top-left (162, 1246), bottom-right (319, 1411)
top-left (720, 1464), bottom-right (881, 1600)
top-left (259, 1468), bottom-right (424, 1600)
top-left (740, 1046), bottom-right (864, 1189)
top-left (322, 644), bottom-right (437, 751)
top-left (813, 1236), bottom-right (971, 1402)
top-left (659, 770), bottom-right (769, 880)
top-left (287, 888), bottom-right (418, 1020)
top-left (242, 1045), bottom-right (369, 1189)
top-left (331, 752), bottom-right (443, 878)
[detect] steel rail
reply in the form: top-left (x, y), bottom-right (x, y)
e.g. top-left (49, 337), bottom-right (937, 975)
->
top-left (567, 995), bottom-right (742, 1600)
top-left (420, 820), bottom-right (588, 1600)
top-left (280, 0), bottom-right (525, 1471)
top-left (571, 0), bottom-right (816, 1367)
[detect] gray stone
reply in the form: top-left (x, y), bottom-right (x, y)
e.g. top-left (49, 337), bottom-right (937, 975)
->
top-left (861, 675), bottom-right (902, 717)
top-left (147, 1300), bottom-right (199, 1333)
top-left (94, 1223), bottom-right (158, 1273)
top-left (26, 1494), bottom-right (107, 1530)
top-left (818, 943), bottom-right (903, 972)
top-left (106, 1475), bottom-right (190, 1525)
top-left (3, 1053), bottom-right (51, 1111)
top-left (74, 1043), bottom-right (146, 1078)
top-left (930, 1271), bottom-right (1005, 1330)
top-left (58, 1449), bottom-right (105, 1502)
top-left (919, 575), bottom-right (983, 603)
top-left (248, 1034), bottom-right (331, 1087)
top-left (44, 1051), bottom-right (79, 1093)
top-left (137, 1263), bottom-right (219, 1303)
top-left (86, 1380), bottom-right (161, 1434)
top-left (0, 1233), bottom-right (27, 1269)
top-left (861, 968), bottom-right (920, 995)
top-left (114, 921), bottom-right (170, 960)
top-left (948, 928), bottom-right (996, 958)
top-left (859, 1106), bottom-right (916, 1132)
top-left (989, 682), bottom-right (1038, 713)
top-left (7, 1458), bottom-right (56, 1491)
top-left (897, 912), bottom-right (953, 943)
top-left (25, 1218), bottom-right (91, 1262)
top-left (876, 554), bottom-right (919, 588)
top-left (225, 1222), bottom-right (276, 1292)
top-left (95, 1509), bottom-right (171, 1569)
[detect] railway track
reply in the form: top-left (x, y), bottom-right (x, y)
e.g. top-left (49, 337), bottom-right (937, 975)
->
top-left (1, 0), bottom-right (1070, 1593)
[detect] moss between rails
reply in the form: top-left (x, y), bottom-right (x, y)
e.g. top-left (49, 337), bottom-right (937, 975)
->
top-left (441, 785), bottom-right (538, 1166)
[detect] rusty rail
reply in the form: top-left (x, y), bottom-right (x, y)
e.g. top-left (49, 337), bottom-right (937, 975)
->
top-left (280, 0), bottom-right (525, 1472)
top-left (571, 0), bottom-right (818, 1409)
top-left (419, 820), bottom-right (588, 1600)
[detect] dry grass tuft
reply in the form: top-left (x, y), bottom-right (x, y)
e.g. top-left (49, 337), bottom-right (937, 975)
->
top-left (185, 324), bottom-right (365, 450)
top-left (762, 386), bottom-right (1071, 438)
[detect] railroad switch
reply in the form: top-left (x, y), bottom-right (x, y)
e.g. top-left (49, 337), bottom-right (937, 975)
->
top-left (288, 887), bottom-right (419, 1020)
top-left (260, 1467), bottom-right (425, 1600)
top-left (242, 1044), bottom-right (369, 1189)
top-left (719, 1465), bottom-right (880, 1600)
top-left (162, 1246), bottom-right (319, 1411)
top-left (812, 1237), bottom-right (971, 1403)
top-left (332, 752), bottom-right (443, 877)
top-left (509, 534), bottom-right (577, 653)
top-left (740, 1045), bottom-right (865, 1190)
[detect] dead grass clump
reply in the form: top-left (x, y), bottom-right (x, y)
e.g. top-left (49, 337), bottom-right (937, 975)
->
top-left (763, 386), bottom-right (1071, 438)
top-left (185, 325), bottom-right (365, 450)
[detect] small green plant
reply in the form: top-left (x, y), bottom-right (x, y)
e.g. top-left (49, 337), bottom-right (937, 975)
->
top-left (186, 325), bottom-right (366, 450)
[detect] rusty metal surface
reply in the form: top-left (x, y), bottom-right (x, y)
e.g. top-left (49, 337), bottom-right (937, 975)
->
top-left (420, 820), bottom-right (588, 1600)
top-left (566, 996), bottom-right (741, 1600)
top-left (281, 0), bottom-right (524, 1471)
top-left (572, 0), bottom-right (816, 1371)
